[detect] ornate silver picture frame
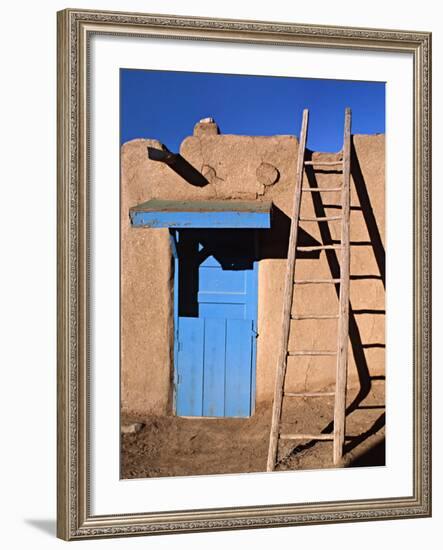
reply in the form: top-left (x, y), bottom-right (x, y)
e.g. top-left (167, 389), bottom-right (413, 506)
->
top-left (57, 8), bottom-right (431, 540)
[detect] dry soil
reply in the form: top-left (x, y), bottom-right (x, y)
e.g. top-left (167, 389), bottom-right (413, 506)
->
top-left (121, 382), bottom-right (385, 479)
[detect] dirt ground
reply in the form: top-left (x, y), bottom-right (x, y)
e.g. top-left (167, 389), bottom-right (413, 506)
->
top-left (121, 381), bottom-right (385, 479)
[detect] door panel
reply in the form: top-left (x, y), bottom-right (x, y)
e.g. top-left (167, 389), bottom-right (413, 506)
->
top-left (225, 319), bottom-right (253, 417)
top-left (198, 303), bottom-right (245, 319)
top-left (199, 262), bottom-right (247, 292)
top-left (176, 317), bottom-right (204, 416)
top-left (175, 230), bottom-right (257, 417)
top-left (202, 318), bottom-right (226, 417)
top-left (198, 291), bottom-right (249, 304)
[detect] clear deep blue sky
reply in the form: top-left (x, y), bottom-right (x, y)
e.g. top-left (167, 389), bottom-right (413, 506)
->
top-left (120, 69), bottom-right (385, 153)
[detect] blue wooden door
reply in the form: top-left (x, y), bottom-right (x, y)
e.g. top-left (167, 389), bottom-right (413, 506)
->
top-left (175, 230), bottom-right (257, 417)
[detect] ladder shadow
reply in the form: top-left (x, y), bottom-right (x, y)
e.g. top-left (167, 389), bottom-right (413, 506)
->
top-left (258, 205), bottom-right (323, 260)
top-left (347, 436), bottom-right (385, 467)
top-left (343, 412), bottom-right (385, 455)
top-left (282, 143), bottom-right (386, 465)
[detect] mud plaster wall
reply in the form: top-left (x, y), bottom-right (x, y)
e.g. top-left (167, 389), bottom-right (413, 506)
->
top-left (121, 124), bottom-right (385, 417)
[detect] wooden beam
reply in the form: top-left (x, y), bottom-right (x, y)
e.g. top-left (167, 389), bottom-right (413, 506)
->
top-left (280, 434), bottom-right (334, 441)
top-left (299, 216), bottom-right (342, 221)
top-left (288, 351), bottom-right (337, 356)
top-left (294, 279), bottom-right (341, 284)
top-left (333, 107), bottom-right (352, 465)
top-left (291, 314), bottom-right (339, 320)
top-left (266, 109), bottom-right (309, 472)
top-left (301, 187), bottom-right (342, 192)
top-left (296, 245), bottom-right (342, 251)
top-left (304, 160), bottom-right (343, 166)
top-left (284, 391), bottom-right (335, 398)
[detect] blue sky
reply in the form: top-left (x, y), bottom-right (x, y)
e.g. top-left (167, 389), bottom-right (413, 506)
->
top-left (120, 69), bottom-right (385, 153)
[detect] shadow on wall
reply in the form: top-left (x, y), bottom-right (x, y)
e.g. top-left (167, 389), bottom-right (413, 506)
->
top-left (284, 138), bottom-right (386, 464)
top-left (258, 205), bottom-right (322, 260)
top-left (175, 211), bottom-right (323, 317)
top-left (147, 144), bottom-right (209, 187)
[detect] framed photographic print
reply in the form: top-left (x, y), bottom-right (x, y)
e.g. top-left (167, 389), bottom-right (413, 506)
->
top-left (57, 8), bottom-right (431, 540)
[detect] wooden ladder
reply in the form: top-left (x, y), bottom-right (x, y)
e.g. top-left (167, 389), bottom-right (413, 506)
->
top-left (267, 107), bottom-right (352, 471)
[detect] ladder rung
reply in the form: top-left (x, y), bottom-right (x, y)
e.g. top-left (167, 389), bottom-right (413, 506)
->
top-left (279, 433), bottom-right (334, 441)
top-left (297, 245), bottom-right (342, 251)
top-left (304, 160), bottom-right (343, 166)
top-left (294, 278), bottom-right (341, 284)
top-left (299, 216), bottom-right (342, 221)
top-left (284, 391), bottom-right (335, 398)
top-left (288, 351), bottom-right (337, 356)
top-left (291, 314), bottom-right (339, 320)
top-left (302, 187), bottom-right (342, 192)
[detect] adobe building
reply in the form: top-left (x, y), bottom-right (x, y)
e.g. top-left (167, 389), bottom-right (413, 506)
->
top-left (120, 118), bottom-right (385, 421)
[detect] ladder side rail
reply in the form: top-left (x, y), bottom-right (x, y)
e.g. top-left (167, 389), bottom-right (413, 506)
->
top-left (333, 107), bottom-right (352, 465)
top-left (266, 109), bottom-right (309, 472)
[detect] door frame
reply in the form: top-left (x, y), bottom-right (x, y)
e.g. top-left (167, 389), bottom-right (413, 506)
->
top-left (170, 229), bottom-right (258, 417)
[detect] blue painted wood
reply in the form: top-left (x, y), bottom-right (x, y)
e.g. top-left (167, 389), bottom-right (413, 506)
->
top-left (199, 303), bottom-right (245, 319)
top-left (250, 257), bottom-right (259, 415)
top-left (202, 318), bottom-right (226, 417)
top-left (171, 230), bottom-right (180, 415)
top-left (176, 317), bottom-right (204, 416)
top-left (175, 230), bottom-right (258, 417)
top-left (197, 253), bottom-right (254, 319)
top-left (173, 242), bottom-right (179, 414)
top-left (198, 292), bottom-right (249, 304)
top-left (199, 264), bottom-right (246, 292)
top-left (130, 210), bottom-right (270, 229)
top-left (225, 320), bottom-right (253, 417)
top-left (169, 229), bottom-right (178, 259)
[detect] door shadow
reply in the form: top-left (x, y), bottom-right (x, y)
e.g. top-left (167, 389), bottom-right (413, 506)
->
top-left (175, 219), bottom-right (322, 318)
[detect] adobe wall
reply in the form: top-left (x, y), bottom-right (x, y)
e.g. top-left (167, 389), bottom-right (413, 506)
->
top-left (121, 120), bottom-right (385, 418)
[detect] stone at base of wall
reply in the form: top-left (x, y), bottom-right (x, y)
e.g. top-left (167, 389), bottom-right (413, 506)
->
top-left (121, 422), bottom-right (145, 434)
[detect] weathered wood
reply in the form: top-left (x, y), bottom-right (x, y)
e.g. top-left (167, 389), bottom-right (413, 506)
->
top-left (299, 216), bottom-right (342, 221)
top-left (266, 109), bottom-right (309, 472)
top-left (130, 199), bottom-right (272, 228)
top-left (296, 245), bottom-right (342, 251)
top-left (291, 314), bottom-right (339, 320)
top-left (293, 278), bottom-right (341, 284)
top-left (301, 187), bottom-right (342, 192)
top-left (333, 107), bottom-right (352, 465)
top-left (304, 160), bottom-right (343, 166)
top-left (288, 351), bottom-right (337, 356)
top-left (267, 108), bottom-right (352, 471)
top-left (284, 391), bottom-right (335, 398)
top-left (280, 433), bottom-right (334, 441)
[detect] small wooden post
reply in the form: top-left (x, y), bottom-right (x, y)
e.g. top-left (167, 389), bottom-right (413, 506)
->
top-left (333, 108), bottom-right (352, 465)
top-left (266, 109), bottom-right (309, 472)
